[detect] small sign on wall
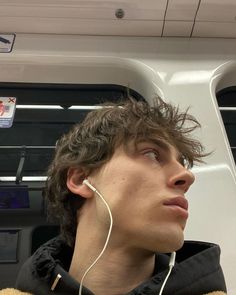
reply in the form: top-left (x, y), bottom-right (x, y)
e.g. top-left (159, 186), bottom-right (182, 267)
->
top-left (0, 34), bottom-right (15, 53)
top-left (0, 97), bottom-right (17, 128)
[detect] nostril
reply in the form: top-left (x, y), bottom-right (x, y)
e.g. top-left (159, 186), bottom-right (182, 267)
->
top-left (175, 180), bottom-right (186, 186)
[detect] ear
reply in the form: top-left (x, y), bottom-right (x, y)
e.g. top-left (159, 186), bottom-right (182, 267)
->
top-left (66, 167), bottom-right (94, 199)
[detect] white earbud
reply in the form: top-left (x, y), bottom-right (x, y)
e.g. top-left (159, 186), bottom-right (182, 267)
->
top-left (83, 179), bottom-right (97, 192)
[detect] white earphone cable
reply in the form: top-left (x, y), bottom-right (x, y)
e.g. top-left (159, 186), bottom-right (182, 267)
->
top-left (79, 180), bottom-right (175, 295)
top-left (79, 180), bottom-right (113, 295)
top-left (158, 251), bottom-right (176, 295)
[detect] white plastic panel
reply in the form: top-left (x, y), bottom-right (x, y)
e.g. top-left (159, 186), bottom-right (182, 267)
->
top-left (0, 0), bottom-right (167, 35)
top-left (1, 0), bottom-right (236, 37)
top-left (0, 18), bottom-right (164, 36)
top-left (163, 21), bottom-right (193, 36)
top-left (0, 0), bottom-right (167, 20)
top-left (197, 0), bottom-right (236, 22)
top-left (193, 22), bottom-right (236, 38)
top-left (165, 0), bottom-right (199, 21)
top-left (186, 165), bottom-right (236, 293)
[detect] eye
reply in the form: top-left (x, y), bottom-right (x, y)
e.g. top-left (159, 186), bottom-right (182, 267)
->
top-left (179, 155), bottom-right (188, 168)
top-left (143, 150), bottom-right (160, 162)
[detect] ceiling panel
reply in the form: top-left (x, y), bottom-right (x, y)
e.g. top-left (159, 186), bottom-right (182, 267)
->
top-left (163, 21), bottom-right (193, 36)
top-left (0, 18), bottom-right (164, 36)
top-left (0, 0), bottom-right (236, 38)
top-left (0, 0), bottom-right (168, 20)
top-left (0, 0), bottom-right (167, 36)
top-left (165, 0), bottom-right (199, 21)
top-left (192, 22), bottom-right (236, 38)
top-left (197, 0), bottom-right (236, 22)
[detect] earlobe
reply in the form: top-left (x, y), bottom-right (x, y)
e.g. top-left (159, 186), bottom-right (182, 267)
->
top-left (66, 168), bottom-right (94, 199)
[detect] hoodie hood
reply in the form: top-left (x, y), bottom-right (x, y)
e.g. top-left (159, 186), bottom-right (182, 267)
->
top-left (16, 236), bottom-right (227, 295)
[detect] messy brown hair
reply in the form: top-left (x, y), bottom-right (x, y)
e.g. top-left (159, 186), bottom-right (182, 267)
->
top-left (45, 97), bottom-right (207, 246)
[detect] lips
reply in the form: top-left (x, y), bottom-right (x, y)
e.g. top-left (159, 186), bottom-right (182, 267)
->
top-left (163, 196), bottom-right (188, 211)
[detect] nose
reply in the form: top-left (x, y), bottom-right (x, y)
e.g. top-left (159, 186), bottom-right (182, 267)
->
top-left (168, 163), bottom-right (195, 193)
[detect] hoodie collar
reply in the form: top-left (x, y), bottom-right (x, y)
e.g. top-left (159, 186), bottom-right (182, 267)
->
top-left (31, 237), bottom-right (225, 295)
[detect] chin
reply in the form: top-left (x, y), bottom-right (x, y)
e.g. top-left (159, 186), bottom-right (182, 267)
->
top-left (167, 236), bottom-right (185, 252)
top-left (168, 227), bottom-right (185, 251)
top-left (150, 228), bottom-right (185, 253)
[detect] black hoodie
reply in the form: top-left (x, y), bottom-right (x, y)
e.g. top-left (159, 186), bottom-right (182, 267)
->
top-left (15, 236), bottom-right (227, 295)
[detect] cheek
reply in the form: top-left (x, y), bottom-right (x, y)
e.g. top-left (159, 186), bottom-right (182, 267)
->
top-left (109, 174), bottom-right (164, 220)
top-left (100, 167), bottom-right (147, 211)
top-left (93, 157), bottom-right (166, 218)
top-left (98, 160), bottom-right (141, 190)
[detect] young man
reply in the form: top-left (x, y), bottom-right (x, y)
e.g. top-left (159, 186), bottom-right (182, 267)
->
top-left (16, 97), bottom-right (227, 295)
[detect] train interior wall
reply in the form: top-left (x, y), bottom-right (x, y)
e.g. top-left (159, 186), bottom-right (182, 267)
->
top-left (0, 35), bottom-right (236, 293)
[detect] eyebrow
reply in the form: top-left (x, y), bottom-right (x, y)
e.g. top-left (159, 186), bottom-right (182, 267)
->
top-left (146, 138), bottom-right (170, 152)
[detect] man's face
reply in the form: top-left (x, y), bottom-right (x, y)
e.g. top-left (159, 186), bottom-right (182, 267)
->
top-left (88, 140), bottom-right (195, 253)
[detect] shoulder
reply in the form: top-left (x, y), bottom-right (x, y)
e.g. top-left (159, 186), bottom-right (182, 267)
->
top-left (15, 236), bottom-right (73, 294)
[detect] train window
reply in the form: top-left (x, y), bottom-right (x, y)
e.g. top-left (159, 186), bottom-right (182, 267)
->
top-left (0, 82), bottom-right (144, 180)
top-left (216, 86), bottom-right (236, 165)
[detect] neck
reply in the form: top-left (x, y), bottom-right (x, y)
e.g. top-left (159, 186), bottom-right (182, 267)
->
top-left (69, 211), bottom-right (155, 295)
